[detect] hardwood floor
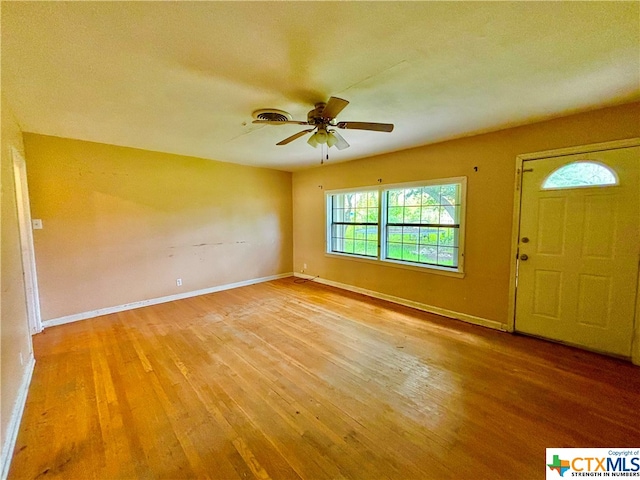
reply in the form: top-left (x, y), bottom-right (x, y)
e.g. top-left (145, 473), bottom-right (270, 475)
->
top-left (8, 278), bottom-right (640, 479)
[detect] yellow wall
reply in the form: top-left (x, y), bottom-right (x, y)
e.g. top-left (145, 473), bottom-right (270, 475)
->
top-left (24, 134), bottom-right (293, 321)
top-left (1, 98), bottom-right (33, 465)
top-left (292, 102), bottom-right (640, 326)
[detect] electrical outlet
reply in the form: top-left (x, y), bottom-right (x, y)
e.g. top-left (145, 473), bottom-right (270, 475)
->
top-left (19, 352), bottom-right (23, 366)
top-left (176, 278), bottom-right (182, 287)
top-left (303, 263), bottom-right (307, 270)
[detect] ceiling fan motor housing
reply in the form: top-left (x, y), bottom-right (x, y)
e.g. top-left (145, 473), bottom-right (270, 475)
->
top-left (308, 103), bottom-right (328, 125)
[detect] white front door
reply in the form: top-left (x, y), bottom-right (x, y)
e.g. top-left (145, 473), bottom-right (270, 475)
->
top-left (515, 146), bottom-right (639, 357)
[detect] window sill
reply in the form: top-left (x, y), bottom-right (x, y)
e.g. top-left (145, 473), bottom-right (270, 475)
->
top-left (324, 252), bottom-right (465, 278)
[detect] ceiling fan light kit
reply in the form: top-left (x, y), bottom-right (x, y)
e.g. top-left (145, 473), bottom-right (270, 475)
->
top-left (252, 96), bottom-right (394, 152)
top-left (307, 133), bottom-right (319, 148)
top-left (311, 128), bottom-right (328, 145)
top-left (326, 131), bottom-right (338, 148)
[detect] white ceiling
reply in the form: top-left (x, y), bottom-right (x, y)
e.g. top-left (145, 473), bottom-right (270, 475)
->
top-left (2, 2), bottom-right (638, 171)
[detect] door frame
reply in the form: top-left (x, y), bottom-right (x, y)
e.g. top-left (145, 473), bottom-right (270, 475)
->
top-left (12, 147), bottom-right (43, 334)
top-left (507, 138), bottom-right (640, 364)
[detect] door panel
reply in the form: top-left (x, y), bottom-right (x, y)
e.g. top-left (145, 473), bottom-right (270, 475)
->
top-left (533, 270), bottom-right (562, 318)
top-left (536, 197), bottom-right (566, 255)
top-left (515, 146), bottom-right (639, 357)
top-left (582, 195), bottom-right (616, 258)
top-left (576, 274), bottom-right (610, 327)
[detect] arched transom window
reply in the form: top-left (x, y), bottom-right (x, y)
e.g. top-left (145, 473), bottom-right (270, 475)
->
top-left (542, 161), bottom-right (618, 189)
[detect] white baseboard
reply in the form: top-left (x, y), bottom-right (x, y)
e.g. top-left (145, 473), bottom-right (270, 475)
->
top-left (1, 355), bottom-right (35, 480)
top-left (43, 272), bottom-right (293, 328)
top-left (294, 273), bottom-right (507, 331)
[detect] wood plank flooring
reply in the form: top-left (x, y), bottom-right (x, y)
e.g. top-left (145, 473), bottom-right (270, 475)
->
top-left (8, 278), bottom-right (640, 479)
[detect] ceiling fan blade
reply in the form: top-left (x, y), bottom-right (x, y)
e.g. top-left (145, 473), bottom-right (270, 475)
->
top-left (330, 130), bottom-right (350, 150)
top-left (336, 121), bottom-right (394, 132)
top-left (321, 97), bottom-right (349, 120)
top-left (252, 119), bottom-right (309, 125)
top-left (276, 129), bottom-right (315, 145)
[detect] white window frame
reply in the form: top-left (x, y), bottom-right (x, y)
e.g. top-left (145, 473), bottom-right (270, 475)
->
top-left (325, 177), bottom-right (467, 277)
top-left (325, 186), bottom-right (381, 259)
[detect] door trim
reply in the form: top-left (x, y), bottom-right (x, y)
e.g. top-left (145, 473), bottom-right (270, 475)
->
top-left (507, 138), bottom-right (640, 365)
top-left (12, 147), bottom-right (43, 334)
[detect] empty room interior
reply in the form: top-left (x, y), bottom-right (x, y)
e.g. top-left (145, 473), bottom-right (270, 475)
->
top-left (2, 2), bottom-right (640, 479)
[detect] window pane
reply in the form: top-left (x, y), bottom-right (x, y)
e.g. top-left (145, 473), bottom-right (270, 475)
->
top-left (402, 244), bottom-right (418, 262)
top-left (367, 191), bottom-right (378, 208)
top-left (423, 186), bottom-right (441, 205)
top-left (421, 206), bottom-right (439, 224)
top-left (346, 225), bottom-right (356, 239)
top-left (355, 208), bottom-right (368, 223)
top-left (354, 240), bottom-right (367, 255)
top-left (347, 209), bottom-right (356, 222)
top-left (366, 226), bottom-right (378, 242)
top-left (394, 189), bottom-right (406, 206)
top-left (366, 241), bottom-right (378, 257)
top-left (387, 189), bottom-right (402, 207)
top-left (403, 207), bottom-right (420, 224)
top-left (404, 188), bottom-right (422, 206)
top-left (402, 226), bottom-right (419, 244)
top-left (439, 206), bottom-right (457, 224)
top-left (438, 227), bottom-right (456, 246)
top-left (388, 206), bottom-right (403, 223)
top-left (437, 247), bottom-right (456, 266)
top-left (543, 162), bottom-right (617, 189)
top-left (420, 227), bottom-right (438, 246)
top-left (388, 226), bottom-right (402, 243)
top-left (387, 242), bottom-right (402, 260)
top-left (440, 184), bottom-right (460, 206)
top-left (419, 246), bottom-right (438, 264)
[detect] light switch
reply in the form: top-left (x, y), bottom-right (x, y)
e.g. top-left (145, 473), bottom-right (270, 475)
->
top-left (32, 219), bottom-right (43, 229)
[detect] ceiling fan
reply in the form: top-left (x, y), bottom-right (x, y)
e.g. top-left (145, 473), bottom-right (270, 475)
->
top-left (252, 97), bottom-right (394, 150)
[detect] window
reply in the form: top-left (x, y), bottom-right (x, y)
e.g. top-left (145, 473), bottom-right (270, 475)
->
top-left (328, 190), bottom-right (379, 257)
top-left (384, 183), bottom-right (461, 268)
top-left (542, 161), bottom-right (617, 189)
top-left (326, 178), bottom-right (466, 274)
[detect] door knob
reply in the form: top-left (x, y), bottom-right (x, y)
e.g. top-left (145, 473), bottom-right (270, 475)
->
top-left (520, 254), bottom-right (529, 261)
